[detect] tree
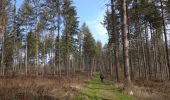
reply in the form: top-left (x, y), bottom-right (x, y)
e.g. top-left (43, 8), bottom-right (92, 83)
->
top-left (18, 0), bottom-right (35, 75)
top-left (160, 0), bottom-right (170, 78)
top-left (32, 0), bottom-right (41, 71)
top-left (61, 0), bottom-right (79, 75)
top-left (111, 0), bottom-right (120, 81)
top-left (82, 23), bottom-right (96, 76)
top-left (168, 0), bottom-right (170, 15)
top-left (122, 0), bottom-right (131, 83)
top-left (95, 41), bottom-right (103, 73)
top-left (55, 0), bottom-right (61, 76)
top-left (103, 10), bottom-right (114, 76)
top-left (0, 0), bottom-right (14, 75)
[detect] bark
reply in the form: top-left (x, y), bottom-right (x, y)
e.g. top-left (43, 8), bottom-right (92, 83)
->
top-left (122, 0), bottom-right (131, 83)
top-left (160, 0), bottom-right (170, 78)
top-left (25, 37), bottom-right (28, 76)
top-left (145, 23), bottom-right (151, 80)
top-left (111, 0), bottom-right (119, 81)
top-left (57, 4), bottom-right (61, 76)
top-left (1, 29), bottom-right (4, 76)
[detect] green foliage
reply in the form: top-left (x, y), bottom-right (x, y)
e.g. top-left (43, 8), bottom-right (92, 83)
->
top-left (27, 32), bottom-right (36, 59)
top-left (82, 23), bottom-right (96, 59)
top-left (168, 0), bottom-right (170, 15)
top-left (44, 36), bottom-right (53, 54)
top-left (0, 0), bottom-right (9, 27)
top-left (0, 0), bottom-right (15, 69)
top-left (130, 1), bottom-right (162, 29)
top-left (142, 2), bottom-right (162, 29)
top-left (18, 0), bottom-right (34, 25)
top-left (4, 36), bottom-right (14, 67)
top-left (103, 11), bottom-right (113, 44)
top-left (95, 41), bottom-right (102, 58)
top-left (61, 0), bottom-right (79, 61)
top-left (62, 0), bottom-right (79, 36)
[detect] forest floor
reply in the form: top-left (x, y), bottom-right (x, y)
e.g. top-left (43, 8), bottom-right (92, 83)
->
top-left (74, 73), bottom-right (134, 100)
top-left (0, 72), bottom-right (89, 100)
top-left (72, 74), bottom-right (170, 100)
top-left (0, 73), bottom-right (170, 100)
top-left (133, 79), bottom-right (170, 100)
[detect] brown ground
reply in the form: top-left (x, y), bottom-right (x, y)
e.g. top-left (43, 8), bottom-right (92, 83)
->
top-left (133, 80), bottom-right (170, 100)
top-left (104, 74), bottom-right (170, 100)
top-left (0, 72), bottom-right (90, 100)
top-left (0, 73), bottom-right (170, 100)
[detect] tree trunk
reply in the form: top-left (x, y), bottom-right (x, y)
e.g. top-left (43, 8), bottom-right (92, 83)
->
top-left (122, 0), bottom-right (131, 84)
top-left (111, 0), bottom-right (119, 81)
top-left (57, 8), bottom-right (61, 76)
top-left (160, 0), bottom-right (170, 78)
top-left (145, 23), bottom-right (151, 80)
top-left (25, 37), bottom-right (28, 76)
top-left (1, 29), bottom-right (4, 76)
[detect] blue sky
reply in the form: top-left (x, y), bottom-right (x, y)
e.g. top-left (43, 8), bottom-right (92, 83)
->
top-left (17, 0), bottom-right (109, 45)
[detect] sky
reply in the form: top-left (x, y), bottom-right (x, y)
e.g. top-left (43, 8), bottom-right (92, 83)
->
top-left (16, 0), bottom-right (109, 45)
top-left (73, 0), bottom-right (108, 45)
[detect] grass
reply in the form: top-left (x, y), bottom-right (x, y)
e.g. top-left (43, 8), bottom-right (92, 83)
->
top-left (74, 73), bottom-right (135, 100)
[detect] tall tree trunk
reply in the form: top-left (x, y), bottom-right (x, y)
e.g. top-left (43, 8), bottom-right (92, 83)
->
top-left (43, 38), bottom-right (46, 75)
top-left (25, 37), bottom-right (28, 76)
top-left (35, 27), bottom-right (39, 75)
top-left (57, 5), bottom-right (61, 76)
top-left (122, 0), bottom-right (131, 83)
top-left (13, 34), bottom-right (15, 76)
top-left (145, 23), bottom-right (151, 80)
top-left (160, 0), bottom-right (170, 77)
top-left (1, 29), bottom-right (4, 76)
top-left (53, 42), bottom-right (56, 76)
top-left (12, 0), bottom-right (17, 76)
top-left (111, 0), bottom-right (119, 81)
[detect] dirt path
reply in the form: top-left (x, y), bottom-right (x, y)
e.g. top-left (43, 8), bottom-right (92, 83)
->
top-left (74, 74), bottom-right (134, 100)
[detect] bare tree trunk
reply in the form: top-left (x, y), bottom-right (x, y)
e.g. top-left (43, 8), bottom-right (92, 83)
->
top-left (43, 37), bottom-right (46, 76)
top-left (129, 49), bottom-right (133, 80)
top-left (109, 48), bottom-right (113, 75)
top-left (141, 36), bottom-right (148, 80)
top-left (145, 23), bottom-right (151, 80)
top-left (160, 0), bottom-right (170, 78)
top-left (1, 29), bottom-right (4, 76)
top-left (55, 2), bottom-right (61, 76)
top-left (12, 0), bottom-right (17, 76)
top-left (25, 37), bottom-right (28, 76)
top-left (82, 57), bottom-right (85, 72)
top-left (122, 0), bottom-right (131, 84)
top-left (53, 33), bottom-right (56, 76)
top-left (137, 43), bottom-right (141, 79)
top-left (111, 0), bottom-right (119, 81)
top-left (13, 35), bottom-right (16, 76)
top-left (151, 27), bottom-right (158, 80)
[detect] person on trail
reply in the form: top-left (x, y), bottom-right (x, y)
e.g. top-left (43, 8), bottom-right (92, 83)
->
top-left (100, 73), bottom-right (104, 82)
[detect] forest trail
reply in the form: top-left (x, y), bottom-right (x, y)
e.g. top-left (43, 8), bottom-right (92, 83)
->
top-left (74, 74), bottom-right (134, 100)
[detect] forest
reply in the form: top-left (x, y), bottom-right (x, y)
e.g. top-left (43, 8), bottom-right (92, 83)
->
top-left (0, 0), bottom-right (170, 99)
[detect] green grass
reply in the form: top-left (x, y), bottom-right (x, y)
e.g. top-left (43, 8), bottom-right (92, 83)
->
top-left (74, 74), bottom-right (135, 100)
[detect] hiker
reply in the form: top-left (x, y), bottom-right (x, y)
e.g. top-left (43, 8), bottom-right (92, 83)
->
top-left (100, 73), bottom-right (104, 82)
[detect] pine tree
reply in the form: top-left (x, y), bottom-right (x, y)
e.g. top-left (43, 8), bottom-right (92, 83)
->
top-left (122, 0), bottom-right (131, 84)
top-left (82, 23), bottom-right (96, 76)
top-left (61, 0), bottom-right (79, 75)
top-left (0, 0), bottom-right (14, 75)
top-left (167, 0), bottom-right (170, 15)
top-left (18, 0), bottom-right (35, 75)
top-left (111, 0), bottom-right (120, 81)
